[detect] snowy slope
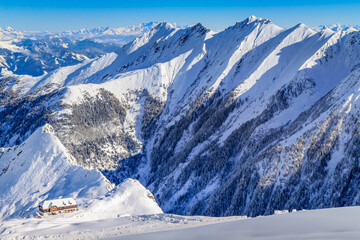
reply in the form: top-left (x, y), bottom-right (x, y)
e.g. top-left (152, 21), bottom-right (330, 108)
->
top-left (0, 179), bottom-right (165, 238)
top-left (116, 206), bottom-right (360, 240)
top-left (81, 178), bottom-right (163, 220)
top-left (0, 124), bottom-right (113, 220)
top-left (2, 206), bottom-right (360, 239)
top-left (0, 124), bottom-right (162, 224)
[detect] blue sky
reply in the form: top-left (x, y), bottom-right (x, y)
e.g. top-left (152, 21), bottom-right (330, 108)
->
top-left (0, 0), bottom-right (359, 31)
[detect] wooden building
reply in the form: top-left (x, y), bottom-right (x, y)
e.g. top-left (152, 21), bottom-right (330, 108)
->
top-left (39, 198), bottom-right (78, 215)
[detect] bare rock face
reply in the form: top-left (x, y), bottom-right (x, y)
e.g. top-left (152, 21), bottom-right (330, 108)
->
top-left (2, 18), bottom-right (360, 218)
top-left (54, 89), bottom-right (139, 170)
top-left (42, 124), bottom-right (54, 134)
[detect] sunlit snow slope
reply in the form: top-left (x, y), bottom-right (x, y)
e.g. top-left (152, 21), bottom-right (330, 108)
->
top-left (82, 178), bottom-right (163, 220)
top-left (0, 179), bottom-right (164, 238)
top-left (0, 124), bottom-right (113, 220)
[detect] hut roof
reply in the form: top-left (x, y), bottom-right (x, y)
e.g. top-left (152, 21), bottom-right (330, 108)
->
top-left (39, 198), bottom-right (77, 209)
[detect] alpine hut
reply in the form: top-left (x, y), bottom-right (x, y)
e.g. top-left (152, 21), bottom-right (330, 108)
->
top-left (39, 198), bottom-right (78, 215)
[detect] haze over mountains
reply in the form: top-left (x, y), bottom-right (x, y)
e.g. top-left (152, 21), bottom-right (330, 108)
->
top-left (1, 15), bottom-right (360, 223)
top-left (0, 22), bottom-right (158, 41)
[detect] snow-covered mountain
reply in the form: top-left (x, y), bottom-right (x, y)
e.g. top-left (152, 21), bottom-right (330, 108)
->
top-left (315, 24), bottom-right (360, 32)
top-left (2, 16), bottom-right (360, 219)
top-left (0, 124), bottom-right (162, 221)
top-left (0, 124), bottom-right (113, 220)
top-left (0, 27), bottom-right (24, 41)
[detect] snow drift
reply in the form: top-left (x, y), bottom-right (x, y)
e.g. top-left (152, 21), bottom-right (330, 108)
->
top-left (81, 178), bottom-right (163, 220)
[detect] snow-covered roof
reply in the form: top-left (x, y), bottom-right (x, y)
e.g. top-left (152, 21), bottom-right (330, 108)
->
top-left (39, 198), bottom-right (77, 209)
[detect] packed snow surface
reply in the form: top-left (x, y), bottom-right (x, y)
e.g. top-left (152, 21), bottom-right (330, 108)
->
top-left (115, 206), bottom-right (360, 240)
top-left (1, 206), bottom-right (360, 239)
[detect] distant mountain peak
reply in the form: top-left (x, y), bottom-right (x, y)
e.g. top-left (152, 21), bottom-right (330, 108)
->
top-left (314, 24), bottom-right (360, 32)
